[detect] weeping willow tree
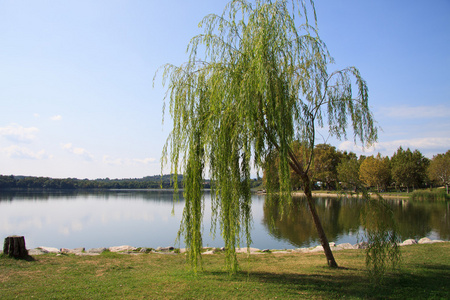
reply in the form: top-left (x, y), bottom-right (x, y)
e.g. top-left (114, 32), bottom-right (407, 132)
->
top-left (158, 0), bottom-right (379, 273)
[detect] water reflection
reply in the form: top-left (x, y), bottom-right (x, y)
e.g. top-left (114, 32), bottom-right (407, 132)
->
top-left (391, 200), bottom-right (449, 240)
top-left (263, 196), bottom-right (364, 248)
top-left (0, 191), bottom-right (448, 250)
top-left (0, 190), bottom-right (186, 249)
top-left (0, 190), bottom-right (183, 202)
top-left (262, 196), bottom-right (449, 248)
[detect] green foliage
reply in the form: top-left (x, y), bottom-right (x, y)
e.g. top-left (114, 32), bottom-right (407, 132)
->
top-left (410, 189), bottom-right (450, 201)
top-left (158, 0), bottom-right (377, 273)
top-left (0, 175), bottom-right (185, 190)
top-left (359, 154), bottom-right (390, 192)
top-left (391, 147), bottom-right (429, 192)
top-left (337, 153), bottom-right (361, 191)
top-left (428, 150), bottom-right (450, 194)
top-left (312, 144), bottom-right (342, 189)
top-left (360, 193), bottom-right (401, 284)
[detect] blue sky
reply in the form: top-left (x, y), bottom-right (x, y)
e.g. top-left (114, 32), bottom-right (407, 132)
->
top-left (1, 0), bottom-right (449, 179)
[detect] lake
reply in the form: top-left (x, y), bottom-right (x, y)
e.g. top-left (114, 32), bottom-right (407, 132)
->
top-left (0, 190), bottom-right (448, 250)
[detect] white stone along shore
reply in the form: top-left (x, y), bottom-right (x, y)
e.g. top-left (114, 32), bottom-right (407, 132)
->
top-left (6, 237), bottom-right (444, 256)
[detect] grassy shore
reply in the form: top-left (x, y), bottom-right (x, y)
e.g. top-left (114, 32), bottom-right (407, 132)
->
top-left (1, 243), bottom-right (449, 299)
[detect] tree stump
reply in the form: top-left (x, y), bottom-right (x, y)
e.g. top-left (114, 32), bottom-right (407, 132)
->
top-left (3, 236), bottom-right (28, 258)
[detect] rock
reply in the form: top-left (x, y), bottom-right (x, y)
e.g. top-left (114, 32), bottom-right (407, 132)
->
top-left (139, 248), bottom-right (150, 253)
top-left (418, 237), bottom-right (445, 244)
top-left (28, 248), bottom-right (46, 255)
top-left (109, 245), bottom-right (137, 252)
top-left (38, 247), bottom-right (60, 254)
top-left (235, 247), bottom-right (260, 253)
top-left (399, 239), bottom-right (417, 246)
top-left (262, 249), bottom-right (270, 252)
top-left (310, 245), bottom-right (324, 252)
top-left (329, 242), bottom-right (336, 247)
top-left (86, 247), bottom-right (107, 254)
top-left (336, 243), bottom-right (355, 250)
top-left (202, 250), bottom-right (215, 255)
top-left (156, 246), bottom-right (174, 252)
top-left (293, 248), bottom-right (310, 253)
top-left (61, 247), bottom-right (85, 254)
top-left (418, 237), bottom-right (433, 244)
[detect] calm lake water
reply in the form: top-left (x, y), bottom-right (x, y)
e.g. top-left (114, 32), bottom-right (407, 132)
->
top-left (0, 190), bottom-right (448, 250)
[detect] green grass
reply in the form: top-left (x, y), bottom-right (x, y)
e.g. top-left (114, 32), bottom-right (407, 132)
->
top-left (1, 243), bottom-right (449, 299)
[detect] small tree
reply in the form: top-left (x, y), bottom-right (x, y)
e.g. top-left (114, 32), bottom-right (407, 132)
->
top-left (359, 154), bottom-right (390, 192)
top-left (313, 144), bottom-right (341, 190)
top-left (158, 0), bottom-right (379, 273)
top-left (337, 154), bottom-right (360, 192)
top-left (428, 150), bottom-right (450, 194)
top-left (391, 147), bottom-right (429, 192)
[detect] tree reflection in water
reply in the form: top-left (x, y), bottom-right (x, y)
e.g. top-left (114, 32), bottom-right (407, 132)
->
top-left (262, 195), bottom-right (449, 248)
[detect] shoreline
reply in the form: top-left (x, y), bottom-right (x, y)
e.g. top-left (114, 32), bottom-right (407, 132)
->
top-left (297, 191), bottom-right (410, 199)
top-left (16, 237), bottom-right (447, 257)
top-left (256, 190), bottom-right (410, 199)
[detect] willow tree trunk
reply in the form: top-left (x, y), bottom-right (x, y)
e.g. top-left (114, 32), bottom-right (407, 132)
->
top-left (3, 236), bottom-right (28, 258)
top-left (301, 174), bottom-right (338, 268)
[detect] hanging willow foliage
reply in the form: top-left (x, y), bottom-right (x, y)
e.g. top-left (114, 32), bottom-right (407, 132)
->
top-left (157, 0), bottom-right (378, 273)
top-left (360, 192), bottom-right (402, 284)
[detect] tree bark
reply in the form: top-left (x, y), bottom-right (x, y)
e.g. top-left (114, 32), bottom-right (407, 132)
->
top-left (301, 174), bottom-right (338, 268)
top-left (3, 236), bottom-right (28, 258)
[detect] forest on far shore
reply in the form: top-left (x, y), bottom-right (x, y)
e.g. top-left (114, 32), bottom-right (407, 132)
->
top-left (0, 174), bottom-right (185, 190)
top-left (0, 174), bottom-right (263, 190)
top-left (1, 144), bottom-right (448, 193)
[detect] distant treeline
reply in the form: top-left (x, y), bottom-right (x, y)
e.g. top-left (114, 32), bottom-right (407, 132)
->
top-left (0, 174), bottom-right (183, 190)
top-left (0, 174), bottom-right (263, 190)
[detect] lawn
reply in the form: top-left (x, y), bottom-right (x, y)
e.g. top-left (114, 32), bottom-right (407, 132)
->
top-left (1, 243), bottom-right (449, 299)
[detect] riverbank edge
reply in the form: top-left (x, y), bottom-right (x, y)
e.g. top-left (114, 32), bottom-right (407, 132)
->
top-left (303, 191), bottom-right (409, 199)
top-left (255, 190), bottom-right (410, 199)
top-left (8, 237), bottom-right (446, 257)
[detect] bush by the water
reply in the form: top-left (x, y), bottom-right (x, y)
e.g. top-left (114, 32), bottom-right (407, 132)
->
top-left (410, 189), bottom-right (449, 201)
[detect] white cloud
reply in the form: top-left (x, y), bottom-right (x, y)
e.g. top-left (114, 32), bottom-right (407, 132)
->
top-left (1, 145), bottom-right (52, 160)
top-left (103, 155), bottom-right (124, 166)
top-left (379, 105), bottom-right (450, 119)
top-left (50, 115), bottom-right (62, 121)
top-left (133, 157), bottom-right (156, 164)
top-left (103, 155), bottom-right (156, 166)
top-left (338, 137), bottom-right (450, 157)
top-left (0, 123), bottom-right (39, 143)
top-left (61, 143), bottom-right (94, 161)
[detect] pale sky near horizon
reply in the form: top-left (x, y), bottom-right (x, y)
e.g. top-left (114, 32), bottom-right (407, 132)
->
top-left (1, 0), bottom-right (449, 179)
